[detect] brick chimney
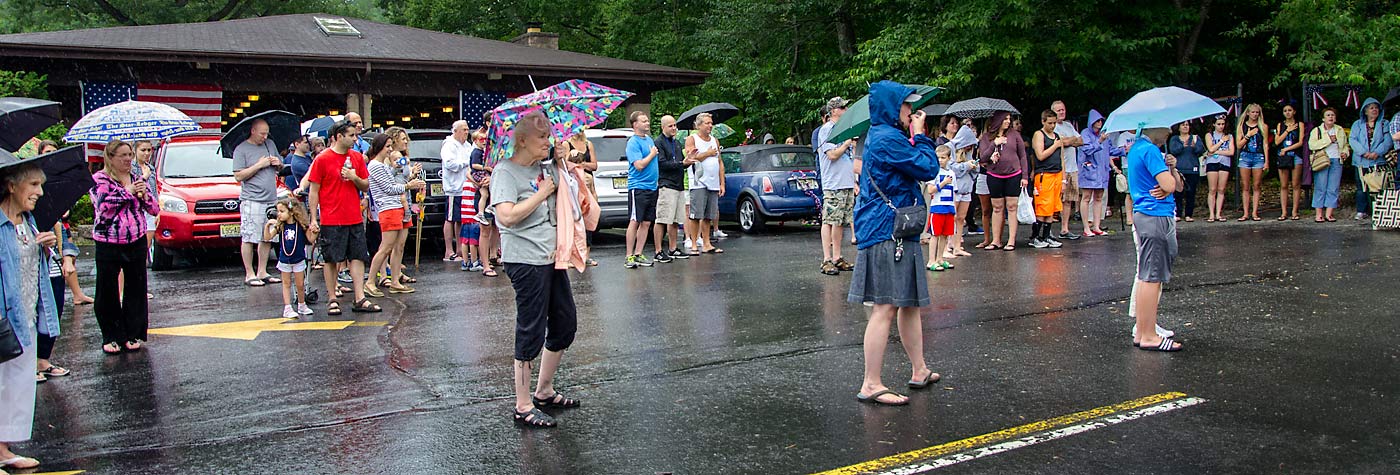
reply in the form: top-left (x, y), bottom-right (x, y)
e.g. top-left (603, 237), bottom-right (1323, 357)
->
top-left (511, 22), bottom-right (559, 50)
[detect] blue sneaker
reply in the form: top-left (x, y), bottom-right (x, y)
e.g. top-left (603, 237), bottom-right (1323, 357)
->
top-left (460, 261), bottom-right (471, 271)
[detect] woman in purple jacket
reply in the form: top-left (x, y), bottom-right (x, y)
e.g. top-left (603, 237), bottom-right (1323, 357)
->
top-left (1078, 109), bottom-right (1122, 235)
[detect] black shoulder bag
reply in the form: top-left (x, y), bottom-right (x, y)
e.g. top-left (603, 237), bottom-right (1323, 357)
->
top-left (868, 174), bottom-right (925, 240)
top-left (0, 256), bottom-right (23, 363)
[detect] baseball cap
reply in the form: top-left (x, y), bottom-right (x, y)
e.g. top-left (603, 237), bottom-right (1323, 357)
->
top-left (903, 92), bottom-right (923, 103)
top-left (826, 97), bottom-right (851, 110)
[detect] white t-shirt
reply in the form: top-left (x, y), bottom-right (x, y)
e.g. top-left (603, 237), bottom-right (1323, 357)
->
top-left (690, 134), bottom-right (722, 191)
top-left (1054, 121), bottom-right (1080, 174)
top-left (439, 137), bottom-right (473, 197)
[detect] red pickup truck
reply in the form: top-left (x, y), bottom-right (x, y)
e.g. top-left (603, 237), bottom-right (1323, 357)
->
top-left (149, 134), bottom-right (287, 269)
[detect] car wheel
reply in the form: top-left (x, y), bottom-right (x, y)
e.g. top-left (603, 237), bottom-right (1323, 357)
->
top-left (738, 197), bottom-right (766, 234)
top-left (150, 242), bottom-right (175, 270)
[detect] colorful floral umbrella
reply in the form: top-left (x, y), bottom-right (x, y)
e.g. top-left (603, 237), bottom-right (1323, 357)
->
top-left (487, 79), bottom-right (633, 166)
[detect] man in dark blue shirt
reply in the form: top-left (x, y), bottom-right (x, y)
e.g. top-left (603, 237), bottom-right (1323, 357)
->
top-left (286, 135), bottom-right (314, 196)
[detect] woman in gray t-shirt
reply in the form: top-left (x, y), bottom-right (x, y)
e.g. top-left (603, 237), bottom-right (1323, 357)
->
top-left (490, 111), bottom-right (578, 428)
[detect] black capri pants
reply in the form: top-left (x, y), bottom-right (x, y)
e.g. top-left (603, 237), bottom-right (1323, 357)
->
top-left (504, 263), bottom-right (578, 361)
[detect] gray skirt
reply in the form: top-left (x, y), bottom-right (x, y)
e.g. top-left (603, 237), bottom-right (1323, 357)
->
top-left (847, 239), bottom-right (930, 307)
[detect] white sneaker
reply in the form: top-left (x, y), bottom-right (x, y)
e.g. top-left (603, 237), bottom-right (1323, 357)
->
top-left (1131, 324), bottom-right (1174, 339)
top-left (297, 303), bottom-right (314, 315)
top-left (713, 229), bottom-right (728, 238)
top-left (685, 237), bottom-right (694, 250)
top-left (282, 305), bottom-right (300, 319)
top-left (1355, 212), bottom-right (1367, 221)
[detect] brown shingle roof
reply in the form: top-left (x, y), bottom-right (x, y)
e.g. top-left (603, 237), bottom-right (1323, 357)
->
top-left (0, 13), bottom-right (707, 85)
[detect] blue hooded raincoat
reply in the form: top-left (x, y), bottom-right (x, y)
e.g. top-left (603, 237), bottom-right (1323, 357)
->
top-left (1077, 109), bottom-right (1123, 190)
top-left (1349, 97), bottom-right (1392, 169)
top-left (853, 81), bottom-right (940, 250)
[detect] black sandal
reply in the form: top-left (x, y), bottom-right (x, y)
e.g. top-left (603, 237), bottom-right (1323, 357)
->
top-left (513, 407), bottom-right (557, 428)
top-left (856, 389), bottom-right (909, 406)
top-left (352, 298), bottom-right (382, 313)
top-left (327, 300), bottom-right (342, 316)
top-left (1136, 337), bottom-right (1183, 352)
top-left (533, 392), bottom-right (581, 409)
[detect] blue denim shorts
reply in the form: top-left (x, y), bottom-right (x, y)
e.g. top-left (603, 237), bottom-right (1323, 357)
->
top-left (1239, 152), bottom-right (1266, 169)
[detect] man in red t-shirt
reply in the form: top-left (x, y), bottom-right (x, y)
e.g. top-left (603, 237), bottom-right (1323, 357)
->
top-left (307, 120), bottom-right (379, 314)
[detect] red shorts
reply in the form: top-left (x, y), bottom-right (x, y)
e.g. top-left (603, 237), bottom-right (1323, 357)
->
top-left (378, 208), bottom-right (412, 232)
top-left (928, 213), bottom-right (955, 237)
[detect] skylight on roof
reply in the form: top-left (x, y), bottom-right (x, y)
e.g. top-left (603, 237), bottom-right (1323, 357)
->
top-left (315, 17), bottom-right (361, 38)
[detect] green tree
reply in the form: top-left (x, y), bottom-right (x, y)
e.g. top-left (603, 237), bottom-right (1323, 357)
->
top-left (1271, 0), bottom-right (1400, 92)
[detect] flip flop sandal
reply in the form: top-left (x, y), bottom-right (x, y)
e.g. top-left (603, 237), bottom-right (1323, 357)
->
top-left (337, 284), bottom-right (352, 294)
top-left (1002, 245), bottom-right (1016, 251)
top-left (483, 269), bottom-right (499, 277)
top-left (1290, 216), bottom-right (1301, 220)
top-left (1277, 216), bottom-right (1288, 221)
top-left (704, 248), bottom-right (724, 254)
top-left (856, 389), bottom-right (909, 406)
top-left (400, 275), bottom-right (417, 284)
top-left (244, 278), bottom-right (266, 287)
top-left (263, 276), bottom-right (283, 284)
top-left (327, 301), bottom-right (343, 316)
top-left (124, 341), bottom-right (142, 352)
top-left (39, 365), bottom-right (70, 377)
top-left (352, 298), bottom-right (382, 313)
top-left (102, 343), bottom-right (122, 355)
top-left (687, 249), bottom-right (702, 256)
top-left (513, 407), bottom-right (557, 428)
top-left (532, 392), bottom-right (581, 409)
top-left (907, 372), bottom-right (942, 389)
top-left (983, 244), bottom-right (1002, 250)
top-left (1137, 337), bottom-right (1183, 352)
top-left (1, 456), bottom-right (40, 469)
top-left (36, 372), bottom-right (47, 383)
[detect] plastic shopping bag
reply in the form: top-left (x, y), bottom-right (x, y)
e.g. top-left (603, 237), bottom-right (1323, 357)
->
top-left (1016, 187), bottom-right (1035, 225)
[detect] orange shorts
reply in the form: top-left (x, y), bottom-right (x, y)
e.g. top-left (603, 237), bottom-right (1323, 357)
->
top-left (378, 208), bottom-right (413, 232)
top-left (1033, 172), bottom-right (1063, 217)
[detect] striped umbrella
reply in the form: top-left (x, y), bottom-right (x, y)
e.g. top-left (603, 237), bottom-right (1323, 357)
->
top-left (487, 79), bottom-right (633, 166)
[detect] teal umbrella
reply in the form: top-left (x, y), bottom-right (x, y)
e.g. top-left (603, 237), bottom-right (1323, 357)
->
top-left (826, 85), bottom-right (942, 144)
top-left (1101, 86), bottom-right (1227, 134)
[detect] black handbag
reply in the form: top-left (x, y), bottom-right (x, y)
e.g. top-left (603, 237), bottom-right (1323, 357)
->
top-left (0, 274), bottom-right (22, 363)
top-left (868, 174), bottom-right (925, 240)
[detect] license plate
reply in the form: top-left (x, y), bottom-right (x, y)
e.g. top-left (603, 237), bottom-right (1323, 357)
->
top-left (430, 183), bottom-right (443, 196)
top-left (793, 179), bottom-right (818, 191)
top-left (219, 223), bottom-right (241, 238)
top-left (611, 177), bottom-right (627, 189)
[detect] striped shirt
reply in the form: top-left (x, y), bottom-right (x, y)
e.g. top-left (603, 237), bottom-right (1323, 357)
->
top-left (460, 181), bottom-right (478, 224)
top-left (91, 170), bottom-right (159, 244)
top-left (367, 160), bottom-right (407, 212)
top-left (929, 168), bottom-right (955, 214)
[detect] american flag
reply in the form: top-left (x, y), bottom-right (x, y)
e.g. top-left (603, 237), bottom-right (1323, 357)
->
top-left (80, 81), bottom-right (223, 161)
top-left (459, 90), bottom-right (507, 129)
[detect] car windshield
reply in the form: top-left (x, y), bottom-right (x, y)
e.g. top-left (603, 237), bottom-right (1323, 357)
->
top-left (160, 143), bottom-right (234, 178)
top-left (408, 136), bottom-right (447, 159)
top-left (767, 151), bottom-right (817, 169)
top-left (592, 137), bottom-right (629, 162)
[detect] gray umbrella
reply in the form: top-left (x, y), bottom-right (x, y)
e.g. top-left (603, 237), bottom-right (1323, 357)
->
top-left (676, 102), bottom-right (739, 129)
top-left (0, 97), bottom-right (62, 152)
top-left (920, 103), bottom-right (951, 117)
top-left (944, 97), bottom-right (1019, 119)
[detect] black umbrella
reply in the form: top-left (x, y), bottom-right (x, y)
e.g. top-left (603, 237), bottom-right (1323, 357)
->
top-left (1383, 87), bottom-right (1400, 108)
top-left (944, 97), bottom-right (1019, 119)
top-left (676, 102), bottom-right (740, 129)
top-left (27, 146), bottom-right (94, 231)
top-left (920, 103), bottom-right (951, 117)
top-left (221, 110), bottom-right (301, 158)
top-left (0, 97), bottom-right (62, 152)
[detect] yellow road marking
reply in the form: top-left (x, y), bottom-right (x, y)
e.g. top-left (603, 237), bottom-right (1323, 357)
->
top-left (32, 471), bottom-right (85, 475)
top-left (813, 392), bottom-right (1187, 475)
top-left (149, 318), bottom-right (378, 341)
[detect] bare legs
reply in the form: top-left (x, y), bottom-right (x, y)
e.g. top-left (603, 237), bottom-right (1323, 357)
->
top-left (1004, 196), bottom-right (1021, 247)
top-left (1133, 280), bottom-right (1180, 350)
top-left (366, 228), bottom-right (402, 293)
top-left (860, 304), bottom-right (931, 404)
top-left (990, 197), bottom-right (1006, 247)
top-left (514, 349), bottom-right (566, 412)
top-left (1206, 171), bottom-right (1229, 221)
top-left (1279, 167), bottom-right (1302, 218)
top-left (62, 255), bottom-right (93, 304)
top-left (1239, 168), bottom-right (1265, 220)
top-left (241, 241), bottom-right (271, 282)
top-left (952, 201), bottom-right (969, 253)
top-left (977, 193), bottom-right (993, 247)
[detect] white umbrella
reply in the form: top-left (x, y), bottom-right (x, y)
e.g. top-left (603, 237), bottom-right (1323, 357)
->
top-left (64, 100), bottom-right (201, 143)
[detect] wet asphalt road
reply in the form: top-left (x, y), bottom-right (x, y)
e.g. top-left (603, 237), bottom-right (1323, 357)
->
top-left (15, 218), bottom-right (1400, 474)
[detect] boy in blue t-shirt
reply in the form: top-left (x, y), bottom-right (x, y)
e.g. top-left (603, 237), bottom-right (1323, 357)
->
top-left (1125, 128), bottom-right (1183, 352)
top-left (925, 145), bottom-right (957, 271)
top-left (624, 111), bottom-right (659, 268)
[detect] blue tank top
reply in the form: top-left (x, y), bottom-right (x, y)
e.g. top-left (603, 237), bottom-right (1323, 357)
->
top-left (278, 223), bottom-right (308, 264)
